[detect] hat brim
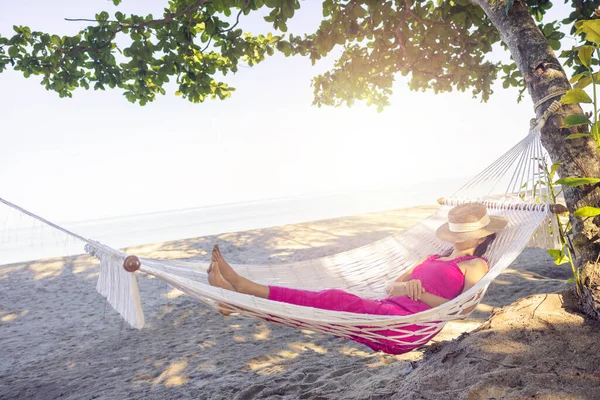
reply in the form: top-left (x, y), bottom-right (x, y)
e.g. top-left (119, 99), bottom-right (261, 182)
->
top-left (436, 216), bottom-right (508, 243)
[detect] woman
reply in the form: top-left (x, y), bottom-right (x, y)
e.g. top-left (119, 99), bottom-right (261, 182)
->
top-left (207, 203), bottom-right (507, 354)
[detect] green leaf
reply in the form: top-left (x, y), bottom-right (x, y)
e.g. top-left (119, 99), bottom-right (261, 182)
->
top-left (574, 75), bottom-right (593, 89)
top-left (7, 46), bottom-right (18, 58)
top-left (282, 1), bottom-right (293, 17)
top-left (561, 114), bottom-right (591, 128)
top-left (570, 72), bottom-right (588, 84)
top-left (205, 19), bottom-right (215, 35)
top-left (550, 162), bottom-right (562, 181)
top-left (547, 249), bottom-right (569, 265)
top-left (555, 254), bottom-right (570, 265)
top-left (578, 46), bottom-right (594, 68)
top-left (573, 206), bottom-right (600, 217)
top-left (548, 39), bottom-right (560, 51)
top-left (555, 177), bottom-right (600, 186)
top-left (561, 88), bottom-right (593, 105)
top-left (536, 9), bottom-right (545, 22)
top-left (566, 133), bottom-right (592, 139)
top-left (593, 121), bottom-right (600, 141)
top-left (575, 20), bottom-right (600, 45)
top-left (351, 5), bottom-right (367, 19)
top-left (97, 11), bottom-right (109, 22)
top-left (572, 72), bottom-right (600, 89)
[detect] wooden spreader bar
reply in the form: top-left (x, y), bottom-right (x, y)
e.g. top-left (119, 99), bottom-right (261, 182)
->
top-left (437, 197), bottom-right (568, 214)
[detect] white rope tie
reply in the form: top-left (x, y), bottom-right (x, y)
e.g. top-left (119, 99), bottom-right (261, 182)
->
top-left (533, 89), bottom-right (567, 112)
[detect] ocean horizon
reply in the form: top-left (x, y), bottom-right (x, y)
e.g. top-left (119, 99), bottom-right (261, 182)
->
top-left (1, 178), bottom-right (466, 265)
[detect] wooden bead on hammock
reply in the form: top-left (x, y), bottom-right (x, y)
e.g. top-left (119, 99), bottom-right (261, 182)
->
top-left (123, 255), bottom-right (141, 272)
top-left (549, 204), bottom-right (568, 215)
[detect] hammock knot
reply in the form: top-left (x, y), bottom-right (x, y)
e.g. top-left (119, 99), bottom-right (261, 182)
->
top-left (532, 98), bottom-right (564, 133)
top-left (533, 90), bottom-right (566, 113)
top-left (85, 240), bottom-right (126, 259)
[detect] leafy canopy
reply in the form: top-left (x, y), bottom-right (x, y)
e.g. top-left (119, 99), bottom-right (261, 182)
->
top-left (0, 0), bottom-right (596, 109)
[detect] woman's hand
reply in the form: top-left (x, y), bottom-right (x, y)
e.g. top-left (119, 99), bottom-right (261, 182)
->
top-left (386, 279), bottom-right (426, 300)
top-left (386, 282), bottom-right (407, 297)
top-left (405, 279), bottom-right (425, 301)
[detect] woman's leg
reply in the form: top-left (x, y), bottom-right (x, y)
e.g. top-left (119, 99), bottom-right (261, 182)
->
top-left (212, 245), bottom-right (399, 314)
top-left (208, 245), bottom-right (428, 354)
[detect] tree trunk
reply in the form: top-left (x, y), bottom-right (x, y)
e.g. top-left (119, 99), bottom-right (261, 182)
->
top-left (471, 0), bottom-right (600, 319)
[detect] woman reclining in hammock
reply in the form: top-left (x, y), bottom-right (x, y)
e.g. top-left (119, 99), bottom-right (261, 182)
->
top-left (207, 203), bottom-right (507, 354)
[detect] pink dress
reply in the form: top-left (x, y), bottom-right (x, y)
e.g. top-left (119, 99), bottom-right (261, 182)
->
top-left (268, 254), bottom-right (483, 354)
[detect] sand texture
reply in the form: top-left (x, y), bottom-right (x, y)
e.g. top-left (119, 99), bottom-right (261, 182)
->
top-left (1, 205), bottom-right (596, 400)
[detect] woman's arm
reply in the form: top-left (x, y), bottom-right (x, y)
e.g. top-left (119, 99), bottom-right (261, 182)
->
top-left (421, 259), bottom-right (489, 311)
top-left (388, 258), bottom-right (489, 311)
top-left (386, 257), bottom-right (427, 297)
top-left (395, 257), bottom-right (427, 283)
top-left (387, 280), bottom-right (451, 307)
top-left (419, 291), bottom-right (452, 308)
top-left (458, 258), bottom-right (489, 314)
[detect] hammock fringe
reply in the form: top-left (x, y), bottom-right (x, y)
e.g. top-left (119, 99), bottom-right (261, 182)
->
top-left (86, 243), bottom-right (145, 329)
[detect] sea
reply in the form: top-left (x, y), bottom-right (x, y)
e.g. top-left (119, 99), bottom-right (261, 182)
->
top-left (0, 178), bottom-right (466, 265)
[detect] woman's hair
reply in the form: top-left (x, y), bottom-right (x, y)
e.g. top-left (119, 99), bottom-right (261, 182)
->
top-left (474, 233), bottom-right (497, 258)
top-left (441, 233), bottom-right (497, 258)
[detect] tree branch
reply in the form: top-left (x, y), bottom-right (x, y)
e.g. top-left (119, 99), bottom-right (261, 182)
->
top-left (60, 0), bottom-right (212, 56)
top-left (220, 9), bottom-right (244, 33)
top-left (62, 2), bottom-right (246, 58)
top-left (65, 18), bottom-right (116, 23)
top-left (404, 0), bottom-right (452, 27)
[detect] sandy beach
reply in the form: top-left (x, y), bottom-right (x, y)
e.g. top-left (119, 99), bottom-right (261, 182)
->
top-left (1, 205), bottom-right (595, 400)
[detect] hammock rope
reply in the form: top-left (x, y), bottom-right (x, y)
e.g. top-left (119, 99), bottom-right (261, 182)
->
top-left (533, 91), bottom-right (567, 112)
top-left (0, 104), bottom-right (569, 353)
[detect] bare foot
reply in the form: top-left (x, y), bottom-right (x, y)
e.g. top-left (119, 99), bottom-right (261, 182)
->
top-left (207, 261), bottom-right (231, 290)
top-left (212, 244), bottom-right (244, 291)
top-left (207, 261), bottom-right (235, 316)
top-left (209, 250), bottom-right (235, 291)
top-left (211, 244), bottom-right (270, 299)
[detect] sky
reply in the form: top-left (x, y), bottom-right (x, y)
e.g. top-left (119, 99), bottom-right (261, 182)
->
top-left (0, 1), bottom-right (578, 223)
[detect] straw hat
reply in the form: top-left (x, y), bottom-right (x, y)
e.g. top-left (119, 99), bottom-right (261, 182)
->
top-left (436, 203), bottom-right (507, 243)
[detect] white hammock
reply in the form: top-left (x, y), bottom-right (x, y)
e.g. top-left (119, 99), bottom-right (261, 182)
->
top-left (0, 112), bottom-right (566, 354)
